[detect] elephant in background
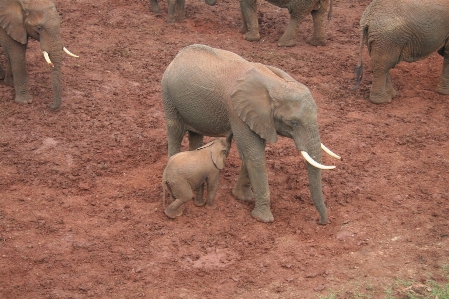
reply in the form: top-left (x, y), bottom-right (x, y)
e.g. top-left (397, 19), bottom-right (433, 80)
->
top-left (161, 44), bottom-right (340, 223)
top-left (149, 0), bottom-right (217, 23)
top-left (0, 0), bottom-right (78, 109)
top-left (162, 134), bottom-right (232, 218)
top-left (240, 0), bottom-right (332, 47)
top-left (353, 0), bottom-right (449, 104)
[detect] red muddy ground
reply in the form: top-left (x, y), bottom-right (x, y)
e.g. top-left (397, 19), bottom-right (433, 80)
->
top-left (1, 0), bottom-right (448, 298)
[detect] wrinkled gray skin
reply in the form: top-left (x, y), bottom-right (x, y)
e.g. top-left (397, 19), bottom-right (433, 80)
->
top-left (162, 44), bottom-right (328, 223)
top-left (354, 0), bottom-right (449, 104)
top-left (149, 0), bottom-right (217, 23)
top-left (163, 135), bottom-right (232, 218)
top-left (240, 0), bottom-right (332, 47)
top-left (0, 0), bottom-right (68, 109)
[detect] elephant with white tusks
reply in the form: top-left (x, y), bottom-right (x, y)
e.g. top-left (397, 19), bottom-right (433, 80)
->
top-left (0, 0), bottom-right (78, 109)
top-left (161, 44), bottom-right (340, 223)
top-left (353, 0), bottom-right (449, 104)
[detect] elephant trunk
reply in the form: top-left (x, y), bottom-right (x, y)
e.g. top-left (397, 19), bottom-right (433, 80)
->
top-left (48, 49), bottom-right (62, 109)
top-left (205, 0), bottom-right (217, 6)
top-left (294, 125), bottom-right (328, 225)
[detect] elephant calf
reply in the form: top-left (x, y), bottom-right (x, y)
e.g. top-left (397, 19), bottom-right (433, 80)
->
top-left (162, 135), bottom-right (232, 218)
top-left (353, 0), bottom-right (449, 104)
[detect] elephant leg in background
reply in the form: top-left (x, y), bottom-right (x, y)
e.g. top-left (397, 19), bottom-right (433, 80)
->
top-left (3, 41), bottom-right (33, 104)
top-left (436, 43), bottom-right (449, 95)
top-left (232, 161), bottom-right (254, 201)
top-left (167, 0), bottom-right (185, 23)
top-left (0, 65), bottom-right (4, 80)
top-left (239, 0), bottom-right (261, 42)
top-left (307, 2), bottom-right (329, 46)
top-left (149, 0), bottom-right (161, 14)
top-left (188, 131), bottom-right (207, 207)
top-left (233, 128), bottom-right (274, 222)
top-left (164, 181), bottom-right (194, 218)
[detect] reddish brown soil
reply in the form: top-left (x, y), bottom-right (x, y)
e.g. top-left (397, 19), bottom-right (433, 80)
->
top-left (1, 0), bottom-right (448, 298)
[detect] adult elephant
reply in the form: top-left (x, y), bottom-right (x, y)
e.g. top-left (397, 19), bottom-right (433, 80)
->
top-left (0, 0), bottom-right (78, 109)
top-left (162, 44), bottom-right (340, 223)
top-left (240, 0), bottom-right (332, 47)
top-left (353, 0), bottom-right (449, 104)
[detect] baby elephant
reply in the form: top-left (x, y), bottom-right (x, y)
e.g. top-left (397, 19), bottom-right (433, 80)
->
top-left (162, 134), bottom-right (232, 218)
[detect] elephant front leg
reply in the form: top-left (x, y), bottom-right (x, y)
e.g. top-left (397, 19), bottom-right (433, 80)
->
top-left (232, 130), bottom-right (273, 222)
top-left (239, 0), bottom-right (260, 42)
top-left (167, 0), bottom-right (177, 23)
top-left (205, 172), bottom-right (220, 207)
top-left (5, 45), bottom-right (33, 104)
top-left (232, 161), bottom-right (254, 201)
top-left (188, 132), bottom-right (206, 206)
top-left (245, 158), bottom-right (274, 222)
top-left (277, 17), bottom-right (300, 47)
top-left (436, 45), bottom-right (449, 95)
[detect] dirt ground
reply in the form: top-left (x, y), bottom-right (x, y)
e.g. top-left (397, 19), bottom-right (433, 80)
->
top-left (1, 0), bottom-right (448, 298)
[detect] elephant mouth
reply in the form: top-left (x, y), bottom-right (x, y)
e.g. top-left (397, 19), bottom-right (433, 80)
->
top-left (43, 47), bottom-right (79, 67)
top-left (301, 143), bottom-right (341, 170)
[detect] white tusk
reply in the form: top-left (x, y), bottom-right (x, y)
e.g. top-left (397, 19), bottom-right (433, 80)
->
top-left (63, 47), bottom-right (79, 58)
top-left (43, 51), bottom-right (54, 67)
top-left (321, 143), bottom-right (341, 160)
top-left (301, 151), bottom-right (336, 170)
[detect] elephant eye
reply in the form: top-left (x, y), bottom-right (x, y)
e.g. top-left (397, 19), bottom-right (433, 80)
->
top-left (289, 121), bottom-right (299, 127)
top-left (37, 27), bottom-right (43, 32)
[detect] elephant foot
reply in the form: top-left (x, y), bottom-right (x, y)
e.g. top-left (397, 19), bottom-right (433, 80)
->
top-left (194, 197), bottom-right (206, 207)
top-left (239, 25), bottom-right (248, 34)
top-left (251, 205), bottom-right (274, 223)
top-left (49, 100), bottom-right (61, 110)
top-left (150, 4), bottom-right (161, 15)
top-left (307, 37), bottom-right (326, 46)
top-left (166, 15), bottom-right (176, 23)
top-left (243, 31), bottom-right (260, 42)
top-left (232, 186), bottom-right (254, 202)
top-left (436, 86), bottom-right (449, 95)
top-left (277, 36), bottom-right (297, 47)
top-left (15, 93), bottom-right (33, 105)
top-left (164, 206), bottom-right (183, 218)
top-left (369, 92), bottom-right (392, 104)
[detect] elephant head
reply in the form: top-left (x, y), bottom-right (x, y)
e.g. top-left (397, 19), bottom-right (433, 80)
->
top-left (0, 0), bottom-right (78, 109)
top-left (198, 133), bottom-right (233, 170)
top-left (231, 64), bottom-right (340, 224)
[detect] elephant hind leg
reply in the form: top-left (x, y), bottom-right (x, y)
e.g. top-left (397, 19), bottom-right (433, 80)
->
top-left (307, 6), bottom-right (328, 46)
top-left (164, 181), bottom-right (194, 218)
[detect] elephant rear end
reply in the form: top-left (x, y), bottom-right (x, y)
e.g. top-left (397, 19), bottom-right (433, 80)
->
top-left (162, 45), bottom-right (247, 138)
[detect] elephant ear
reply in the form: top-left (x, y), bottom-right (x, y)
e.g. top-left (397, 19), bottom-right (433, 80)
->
top-left (0, 0), bottom-right (28, 44)
top-left (210, 141), bottom-right (227, 170)
top-left (231, 67), bottom-right (278, 144)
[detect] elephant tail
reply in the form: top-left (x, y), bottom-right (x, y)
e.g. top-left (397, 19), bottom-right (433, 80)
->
top-left (352, 24), bottom-right (368, 90)
top-left (327, 0), bottom-right (333, 21)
